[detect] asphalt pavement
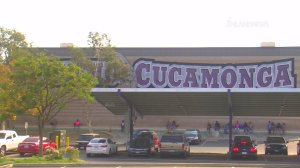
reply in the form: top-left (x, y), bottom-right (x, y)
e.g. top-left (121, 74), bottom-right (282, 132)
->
top-left (5, 129), bottom-right (300, 167)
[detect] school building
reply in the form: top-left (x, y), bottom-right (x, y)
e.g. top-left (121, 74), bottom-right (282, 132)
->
top-left (13, 46), bottom-right (300, 131)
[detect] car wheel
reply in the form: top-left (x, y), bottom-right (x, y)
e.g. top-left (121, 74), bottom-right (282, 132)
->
top-left (86, 153), bottom-right (91, 157)
top-left (19, 153), bottom-right (25, 156)
top-left (0, 146), bottom-right (6, 157)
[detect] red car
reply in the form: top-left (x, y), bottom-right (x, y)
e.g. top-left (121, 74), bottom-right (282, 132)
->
top-left (17, 137), bottom-right (56, 156)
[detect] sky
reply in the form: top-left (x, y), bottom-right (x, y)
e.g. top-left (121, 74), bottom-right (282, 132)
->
top-left (1, 0), bottom-right (299, 47)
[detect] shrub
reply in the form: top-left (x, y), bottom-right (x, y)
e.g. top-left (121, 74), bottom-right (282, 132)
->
top-left (65, 146), bottom-right (79, 161)
top-left (45, 146), bottom-right (63, 160)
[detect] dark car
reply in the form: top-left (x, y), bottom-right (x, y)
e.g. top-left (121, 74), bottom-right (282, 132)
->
top-left (128, 137), bottom-right (156, 156)
top-left (76, 133), bottom-right (100, 150)
top-left (132, 129), bottom-right (160, 152)
top-left (230, 135), bottom-right (257, 160)
top-left (184, 129), bottom-right (202, 145)
top-left (264, 136), bottom-right (288, 155)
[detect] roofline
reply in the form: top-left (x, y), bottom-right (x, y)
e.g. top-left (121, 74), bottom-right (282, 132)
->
top-left (92, 88), bottom-right (300, 93)
top-left (36, 47), bottom-right (300, 57)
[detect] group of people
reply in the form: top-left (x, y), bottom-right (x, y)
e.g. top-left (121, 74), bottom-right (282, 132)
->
top-left (267, 121), bottom-right (286, 135)
top-left (206, 121), bottom-right (221, 132)
top-left (232, 121), bottom-right (254, 134)
top-left (166, 120), bottom-right (179, 131)
top-left (207, 121), bottom-right (254, 134)
top-left (73, 119), bottom-right (286, 136)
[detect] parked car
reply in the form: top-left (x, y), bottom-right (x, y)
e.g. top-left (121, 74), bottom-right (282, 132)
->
top-left (264, 136), bottom-right (288, 155)
top-left (132, 129), bottom-right (160, 152)
top-left (184, 129), bottom-right (202, 145)
top-left (86, 138), bottom-right (118, 157)
top-left (76, 133), bottom-right (100, 150)
top-left (230, 135), bottom-right (257, 160)
top-left (159, 132), bottom-right (190, 157)
top-left (17, 137), bottom-right (56, 156)
top-left (0, 130), bottom-right (29, 156)
top-left (128, 136), bottom-right (156, 156)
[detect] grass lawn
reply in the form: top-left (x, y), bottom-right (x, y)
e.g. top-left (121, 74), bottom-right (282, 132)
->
top-left (0, 156), bottom-right (85, 165)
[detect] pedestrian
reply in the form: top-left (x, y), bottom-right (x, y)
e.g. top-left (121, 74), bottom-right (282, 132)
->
top-left (282, 123), bottom-right (286, 134)
top-left (248, 121), bottom-right (254, 133)
top-left (234, 121), bottom-right (240, 134)
top-left (243, 122), bottom-right (249, 134)
top-left (267, 121), bottom-right (272, 135)
top-left (271, 122), bottom-right (275, 135)
top-left (207, 122), bottom-right (212, 133)
top-left (121, 120), bottom-right (125, 132)
top-left (73, 119), bottom-right (81, 129)
top-left (214, 121), bottom-right (220, 131)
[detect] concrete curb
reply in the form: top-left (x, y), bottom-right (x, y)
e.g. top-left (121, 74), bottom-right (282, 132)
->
top-left (0, 164), bottom-right (13, 168)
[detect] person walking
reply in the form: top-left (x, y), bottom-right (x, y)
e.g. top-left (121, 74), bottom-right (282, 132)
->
top-left (121, 120), bottom-right (125, 132)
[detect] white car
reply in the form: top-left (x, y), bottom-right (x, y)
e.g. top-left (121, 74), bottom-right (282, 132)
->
top-left (86, 138), bottom-right (118, 157)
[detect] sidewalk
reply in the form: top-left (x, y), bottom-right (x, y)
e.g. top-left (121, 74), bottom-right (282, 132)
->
top-left (13, 126), bottom-right (300, 144)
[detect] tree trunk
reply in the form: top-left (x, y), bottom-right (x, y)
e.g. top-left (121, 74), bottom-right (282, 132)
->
top-left (84, 102), bottom-right (93, 133)
top-left (38, 116), bottom-right (44, 157)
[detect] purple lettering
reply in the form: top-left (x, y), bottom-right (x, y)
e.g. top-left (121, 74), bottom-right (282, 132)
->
top-left (183, 68), bottom-right (199, 87)
top-left (135, 62), bottom-right (151, 87)
top-left (168, 67), bottom-right (182, 87)
top-left (200, 69), bottom-right (220, 88)
top-left (274, 64), bottom-right (292, 87)
top-left (152, 66), bottom-right (167, 87)
top-left (257, 66), bottom-right (272, 87)
top-left (238, 68), bottom-right (255, 88)
top-left (221, 68), bottom-right (237, 88)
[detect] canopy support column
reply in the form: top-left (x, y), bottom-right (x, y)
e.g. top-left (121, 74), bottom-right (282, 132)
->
top-left (117, 89), bottom-right (135, 146)
top-left (129, 104), bottom-right (134, 145)
top-left (227, 89), bottom-right (233, 153)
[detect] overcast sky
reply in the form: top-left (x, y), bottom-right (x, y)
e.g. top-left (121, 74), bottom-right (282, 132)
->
top-left (1, 0), bottom-right (299, 47)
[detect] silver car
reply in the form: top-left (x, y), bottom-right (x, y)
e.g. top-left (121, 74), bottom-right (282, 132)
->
top-left (159, 132), bottom-right (190, 157)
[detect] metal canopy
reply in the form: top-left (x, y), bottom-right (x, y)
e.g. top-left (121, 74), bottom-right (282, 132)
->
top-left (92, 88), bottom-right (300, 117)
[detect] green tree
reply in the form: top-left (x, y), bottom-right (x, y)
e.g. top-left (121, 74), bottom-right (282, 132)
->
top-left (0, 27), bottom-right (29, 129)
top-left (0, 27), bottom-right (28, 64)
top-left (0, 63), bottom-right (14, 123)
top-left (69, 47), bottom-right (94, 74)
top-left (11, 53), bottom-right (97, 156)
top-left (68, 47), bottom-right (95, 132)
top-left (88, 32), bottom-right (130, 87)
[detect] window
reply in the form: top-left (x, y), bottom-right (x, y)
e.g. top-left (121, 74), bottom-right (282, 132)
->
top-left (43, 138), bottom-right (50, 142)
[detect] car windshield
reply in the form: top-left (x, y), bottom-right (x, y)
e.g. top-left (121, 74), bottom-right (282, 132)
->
top-left (161, 135), bottom-right (184, 143)
top-left (267, 137), bottom-right (285, 143)
top-left (130, 138), bottom-right (150, 148)
top-left (79, 135), bottom-right (94, 141)
top-left (133, 131), bottom-right (152, 139)
top-left (23, 137), bottom-right (39, 142)
top-left (184, 131), bottom-right (197, 136)
top-left (0, 133), bottom-right (5, 139)
top-left (90, 139), bottom-right (106, 143)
